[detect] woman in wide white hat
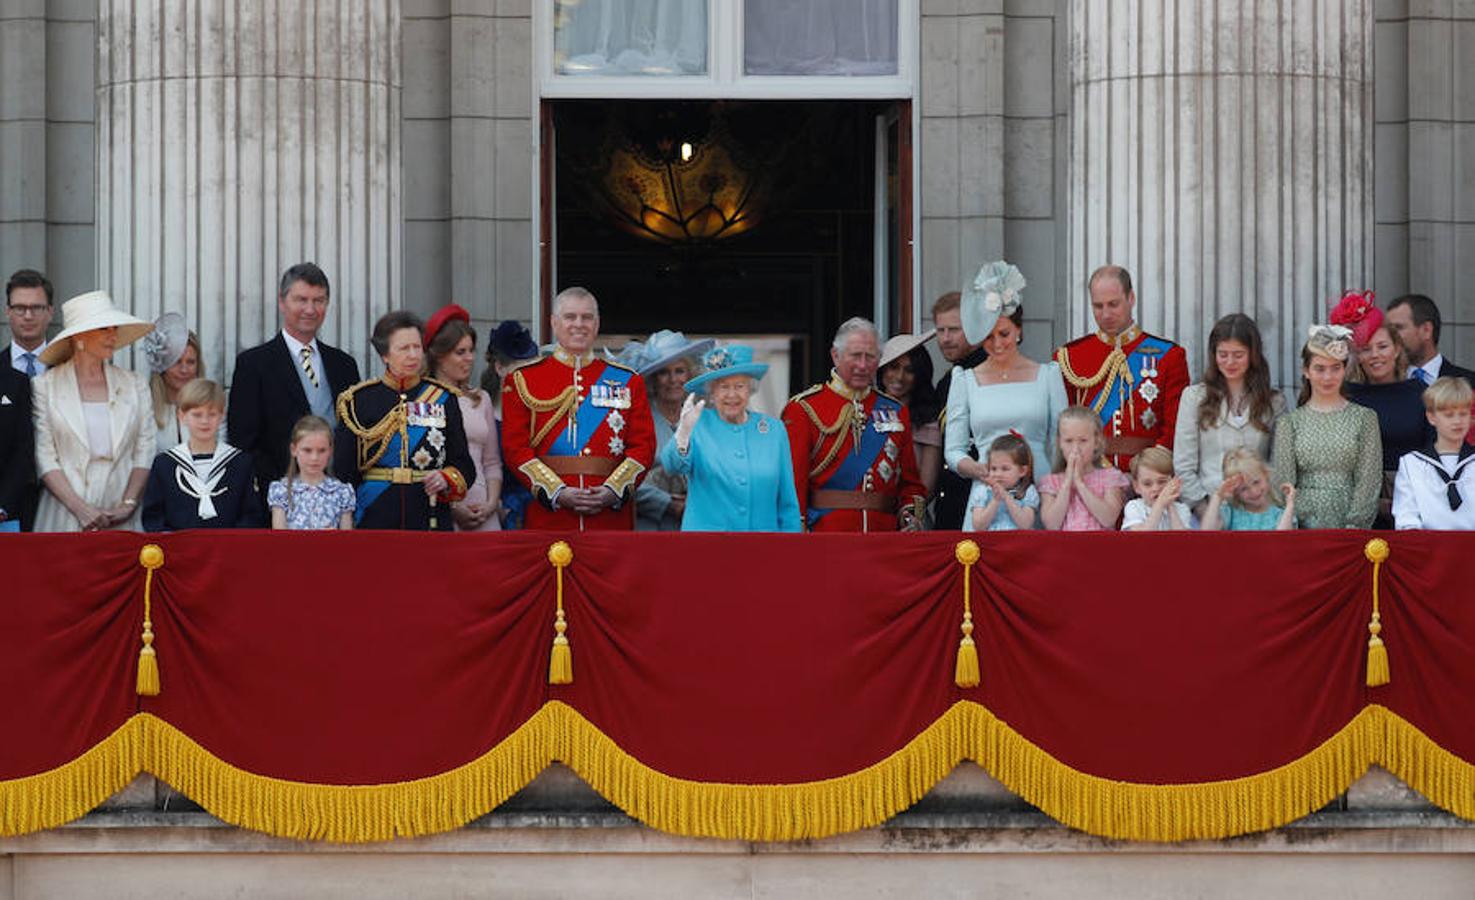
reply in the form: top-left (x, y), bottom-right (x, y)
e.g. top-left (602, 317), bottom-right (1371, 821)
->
top-left (32, 291), bottom-right (156, 532)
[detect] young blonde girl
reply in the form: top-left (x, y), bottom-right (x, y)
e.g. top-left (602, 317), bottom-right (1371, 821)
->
top-left (267, 416), bottom-right (355, 530)
top-left (1039, 406), bottom-right (1129, 531)
top-left (968, 432), bottom-right (1039, 531)
top-left (1201, 447), bottom-right (1296, 531)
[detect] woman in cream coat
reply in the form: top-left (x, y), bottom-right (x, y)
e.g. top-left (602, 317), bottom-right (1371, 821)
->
top-left (33, 291), bottom-right (156, 532)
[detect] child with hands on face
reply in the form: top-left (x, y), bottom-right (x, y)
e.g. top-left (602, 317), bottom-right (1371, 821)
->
top-left (967, 432), bottom-right (1039, 531)
top-left (1200, 448), bottom-right (1296, 530)
top-left (1120, 446), bottom-right (1194, 531)
top-left (1039, 406), bottom-right (1130, 531)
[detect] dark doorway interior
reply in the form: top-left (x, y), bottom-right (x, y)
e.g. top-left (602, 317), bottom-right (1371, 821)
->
top-left (551, 99), bottom-right (900, 383)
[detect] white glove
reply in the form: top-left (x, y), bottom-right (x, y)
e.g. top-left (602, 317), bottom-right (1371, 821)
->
top-left (674, 394), bottom-right (705, 452)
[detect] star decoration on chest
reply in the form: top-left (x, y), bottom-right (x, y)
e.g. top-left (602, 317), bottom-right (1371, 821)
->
top-left (608, 436), bottom-right (625, 456)
top-left (607, 410), bottom-right (626, 434)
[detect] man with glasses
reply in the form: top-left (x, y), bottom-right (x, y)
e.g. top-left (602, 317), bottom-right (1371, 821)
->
top-left (5, 269), bottom-right (54, 377)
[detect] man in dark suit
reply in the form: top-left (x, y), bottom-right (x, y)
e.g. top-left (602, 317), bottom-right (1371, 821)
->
top-left (0, 364), bottom-right (34, 530)
top-left (227, 262), bottom-right (361, 495)
top-left (930, 290), bottom-right (987, 530)
top-left (1387, 294), bottom-right (1475, 386)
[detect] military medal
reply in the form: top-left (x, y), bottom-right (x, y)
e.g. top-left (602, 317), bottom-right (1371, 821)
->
top-left (426, 428), bottom-right (445, 450)
top-left (608, 436), bottom-right (625, 455)
top-left (592, 382), bottom-right (632, 409)
top-left (412, 447), bottom-right (433, 469)
top-left (407, 401), bottom-right (446, 428)
top-left (607, 409), bottom-right (626, 434)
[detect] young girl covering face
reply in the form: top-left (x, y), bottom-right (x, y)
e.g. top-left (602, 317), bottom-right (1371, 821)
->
top-left (1038, 407), bottom-right (1129, 531)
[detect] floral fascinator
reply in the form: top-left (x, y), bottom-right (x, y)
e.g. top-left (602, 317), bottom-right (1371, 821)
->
top-left (1328, 290), bottom-right (1382, 347)
top-left (961, 261), bottom-right (1026, 344)
top-left (1305, 324), bottom-right (1354, 362)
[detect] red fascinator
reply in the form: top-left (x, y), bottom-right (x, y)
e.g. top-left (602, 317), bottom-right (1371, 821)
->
top-left (1328, 290), bottom-right (1382, 347)
top-left (423, 303), bottom-right (471, 349)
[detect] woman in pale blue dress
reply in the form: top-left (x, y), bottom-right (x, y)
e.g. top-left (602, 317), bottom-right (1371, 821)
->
top-left (659, 344), bottom-right (802, 533)
top-left (944, 261), bottom-right (1067, 532)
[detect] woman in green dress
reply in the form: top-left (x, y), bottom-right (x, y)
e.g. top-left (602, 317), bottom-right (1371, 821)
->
top-left (1270, 324), bottom-right (1383, 529)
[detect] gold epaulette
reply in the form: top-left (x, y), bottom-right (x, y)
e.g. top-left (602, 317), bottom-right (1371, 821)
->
top-left (786, 383), bottom-right (824, 406)
top-left (511, 368), bottom-right (579, 447)
top-left (424, 376), bottom-right (464, 398)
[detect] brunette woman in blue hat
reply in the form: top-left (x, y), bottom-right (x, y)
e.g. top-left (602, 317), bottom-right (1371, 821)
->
top-left (660, 344), bottom-right (801, 532)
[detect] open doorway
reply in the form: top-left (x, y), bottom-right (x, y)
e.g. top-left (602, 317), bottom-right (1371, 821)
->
top-left (543, 99), bottom-right (912, 406)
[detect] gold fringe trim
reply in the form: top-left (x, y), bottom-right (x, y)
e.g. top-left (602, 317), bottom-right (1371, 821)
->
top-left (140, 711), bottom-right (552, 843)
top-left (548, 700), bottom-right (969, 841)
top-left (3, 705), bottom-right (1474, 843)
top-left (1373, 705), bottom-right (1475, 821)
top-left (0, 717), bottom-right (145, 837)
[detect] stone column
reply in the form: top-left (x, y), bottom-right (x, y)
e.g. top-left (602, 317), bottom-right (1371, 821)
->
top-left (1068, 1), bottom-right (1373, 381)
top-left (97, 1), bottom-right (402, 380)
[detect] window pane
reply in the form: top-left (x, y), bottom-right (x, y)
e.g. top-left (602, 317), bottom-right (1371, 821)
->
top-left (744, 0), bottom-right (898, 76)
top-left (554, 0), bottom-right (709, 77)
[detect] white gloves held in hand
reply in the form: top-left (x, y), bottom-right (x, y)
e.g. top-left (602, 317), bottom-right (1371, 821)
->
top-left (674, 394), bottom-right (706, 452)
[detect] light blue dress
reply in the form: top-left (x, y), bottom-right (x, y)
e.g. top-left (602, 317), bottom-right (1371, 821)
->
top-left (658, 408), bottom-right (802, 532)
top-left (966, 484), bottom-right (1040, 531)
top-left (635, 412), bottom-right (685, 531)
top-left (944, 361), bottom-right (1069, 531)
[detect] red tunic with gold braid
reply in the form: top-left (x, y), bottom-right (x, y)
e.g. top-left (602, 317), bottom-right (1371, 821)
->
top-left (1055, 324), bottom-right (1190, 472)
top-left (781, 372), bottom-right (927, 533)
top-left (500, 347), bottom-right (655, 531)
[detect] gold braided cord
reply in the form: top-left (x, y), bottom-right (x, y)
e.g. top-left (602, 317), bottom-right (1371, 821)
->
top-left (800, 399), bottom-right (856, 478)
top-left (512, 369), bottom-right (578, 448)
top-left (3, 704), bottom-right (1475, 842)
top-left (336, 381), bottom-right (409, 472)
top-left (1056, 347), bottom-right (1132, 414)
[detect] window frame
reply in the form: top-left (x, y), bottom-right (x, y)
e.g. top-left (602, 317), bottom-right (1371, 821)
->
top-left (536, 0), bottom-right (917, 100)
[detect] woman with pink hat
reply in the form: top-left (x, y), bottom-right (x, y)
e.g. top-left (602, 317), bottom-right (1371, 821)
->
top-left (1334, 290), bottom-right (1432, 527)
top-left (32, 291), bottom-right (156, 532)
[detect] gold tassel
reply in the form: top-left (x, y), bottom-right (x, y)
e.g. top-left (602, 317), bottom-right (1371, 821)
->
top-left (954, 540), bottom-right (981, 688)
top-left (136, 544), bottom-right (165, 696)
top-left (547, 541), bottom-right (573, 685)
top-left (1364, 538), bottom-right (1390, 687)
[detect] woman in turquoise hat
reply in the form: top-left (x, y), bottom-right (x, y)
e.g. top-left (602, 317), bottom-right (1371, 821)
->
top-left (615, 329), bottom-right (714, 530)
top-left (659, 344), bottom-right (802, 532)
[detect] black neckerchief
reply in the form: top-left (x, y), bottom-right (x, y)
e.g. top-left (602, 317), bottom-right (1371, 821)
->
top-left (1412, 442), bottom-right (1475, 510)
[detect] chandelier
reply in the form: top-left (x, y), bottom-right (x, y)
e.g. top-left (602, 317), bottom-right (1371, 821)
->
top-left (574, 104), bottom-right (774, 247)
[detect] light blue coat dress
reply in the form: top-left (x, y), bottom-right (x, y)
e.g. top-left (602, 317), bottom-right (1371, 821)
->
top-left (944, 362), bottom-right (1069, 533)
top-left (658, 408), bottom-right (802, 532)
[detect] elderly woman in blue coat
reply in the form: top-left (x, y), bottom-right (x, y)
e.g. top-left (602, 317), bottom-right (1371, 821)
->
top-left (659, 345), bottom-right (802, 532)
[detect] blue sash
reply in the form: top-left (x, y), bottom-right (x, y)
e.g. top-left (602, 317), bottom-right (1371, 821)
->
top-left (548, 365), bottom-right (633, 457)
top-left (1095, 336), bottom-right (1172, 426)
top-left (808, 394), bottom-right (897, 527)
top-left (355, 384), bottom-right (447, 524)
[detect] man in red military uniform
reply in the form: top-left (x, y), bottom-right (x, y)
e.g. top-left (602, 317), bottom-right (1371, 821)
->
top-left (783, 317), bottom-right (927, 533)
top-left (1056, 266), bottom-right (1189, 471)
top-left (501, 287), bottom-right (655, 530)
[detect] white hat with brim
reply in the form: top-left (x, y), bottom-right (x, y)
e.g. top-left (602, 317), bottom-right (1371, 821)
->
top-left (39, 291), bottom-right (154, 367)
top-left (879, 330), bottom-right (936, 370)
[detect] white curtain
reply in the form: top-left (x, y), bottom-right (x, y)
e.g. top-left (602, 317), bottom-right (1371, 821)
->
top-left (554, 0), bottom-right (708, 76)
top-left (743, 0), bottom-right (898, 76)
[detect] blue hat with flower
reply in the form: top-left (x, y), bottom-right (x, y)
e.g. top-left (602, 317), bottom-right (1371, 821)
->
top-left (487, 320), bottom-right (539, 361)
top-left (961, 260), bottom-right (1027, 344)
top-left (683, 344), bottom-right (769, 394)
top-left (608, 329), bottom-right (715, 376)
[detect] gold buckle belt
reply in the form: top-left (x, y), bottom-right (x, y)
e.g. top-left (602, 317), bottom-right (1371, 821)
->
top-left (364, 466), bottom-right (428, 485)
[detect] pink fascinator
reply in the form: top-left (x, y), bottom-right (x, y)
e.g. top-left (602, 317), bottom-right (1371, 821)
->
top-left (1328, 290), bottom-right (1382, 347)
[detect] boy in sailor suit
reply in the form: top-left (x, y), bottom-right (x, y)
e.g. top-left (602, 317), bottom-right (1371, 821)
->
top-left (142, 379), bottom-right (262, 531)
top-left (1393, 377), bottom-right (1475, 530)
